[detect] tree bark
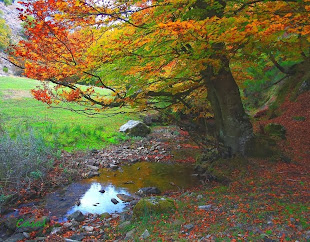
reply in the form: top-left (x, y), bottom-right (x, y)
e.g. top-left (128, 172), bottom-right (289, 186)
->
top-left (191, 0), bottom-right (254, 155)
top-left (201, 56), bottom-right (254, 155)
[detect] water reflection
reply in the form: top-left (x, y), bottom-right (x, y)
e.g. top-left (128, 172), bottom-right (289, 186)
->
top-left (46, 162), bottom-right (199, 220)
top-left (87, 161), bottom-right (199, 193)
top-left (66, 183), bottom-right (130, 215)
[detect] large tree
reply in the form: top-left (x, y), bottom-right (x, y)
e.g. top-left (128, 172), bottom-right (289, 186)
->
top-left (12, 0), bottom-right (310, 155)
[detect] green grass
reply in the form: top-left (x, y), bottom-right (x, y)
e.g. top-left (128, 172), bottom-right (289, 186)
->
top-left (0, 76), bottom-right (138, 151)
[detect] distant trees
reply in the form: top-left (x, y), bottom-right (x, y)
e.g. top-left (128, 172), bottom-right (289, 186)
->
top-left (0, 11), bottom-right (10, 50)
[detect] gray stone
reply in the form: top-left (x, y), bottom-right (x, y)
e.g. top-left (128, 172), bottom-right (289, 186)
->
top-left (67, 211), bottom-right (85, 222)
top-left (63, 222), bottom-right (72, 228)
top-left (118, 221), bottom-right (131, 229)
top-left (84, 226), bottom-right (93, 232)
top-left (4, 217), bottom-right (18, 231)
top-left (86, 165), bottom-right (99, 171)
top-left (184, 224), bottom-right (194, 231)
top-left (51, 227), bottom-right (62, 234)
top-left (117, 194), bottom-right (134, 202)
top-left (4, 233), bottom-right (25, 242)
top-left (140, 229), bottom-right (150, 240)
top-left (198, 204), bottom-right (212, 211)
top-left (69, 234), bottom-right (86, 241)
top-left (119, 120), bottom-right (151, 137)
top-left (111, 198), bottom-right (119, 204)
top-left (87, 171), bottom-right (100, 178)
top-left (136, 187), bottom-right (161, 196)
top-left (109, 164), bottom-right (119, 170)
top-left (23, 232), bottom-right (30, 239)
top-left (124, 228), bottom-right (136, 241)
top-left (142, 112), bottom-right (162, 125)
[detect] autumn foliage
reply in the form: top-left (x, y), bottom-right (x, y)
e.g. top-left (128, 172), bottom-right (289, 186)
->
top-left (10, 0), bottom-right (310, 153)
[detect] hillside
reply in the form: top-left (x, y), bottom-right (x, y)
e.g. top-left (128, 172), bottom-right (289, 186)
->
top-left (0, 1), bottom-right (23, 76)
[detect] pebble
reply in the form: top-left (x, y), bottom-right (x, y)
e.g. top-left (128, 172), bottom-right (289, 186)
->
top-left (84, 226), bottom-right (94, 232)
top-left (198, 204), bottom-right (212, 210)
top-left (140, 229), bottom-right (150, 239)
top-left (183, 224), bottom-right (194, 231)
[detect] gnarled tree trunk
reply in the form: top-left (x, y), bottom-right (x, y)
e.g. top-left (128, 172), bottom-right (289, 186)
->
top-left (201, 56), bottom-right (254, 155)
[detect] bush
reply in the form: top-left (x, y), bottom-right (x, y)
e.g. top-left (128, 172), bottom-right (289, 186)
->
top-left (0, 130), bottom-right (55, 192)
top-left (3, 0), bottom-right (12, 6)
top-left (2, 66), bottom-right (8, 73)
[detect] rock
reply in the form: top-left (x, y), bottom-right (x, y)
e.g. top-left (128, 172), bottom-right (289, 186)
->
top-left (140, 229), bottom-right (150, 240)
top-left (87, 171), bottom-right (100, 178)
top-left (4, 216), bottom-right (18, 231)
top-left (100, 213), bottom-right (110, 219)
top-left (69, 233), bottom-right (86, 241)
top-left (69, 234), bottom-right (86, 241)
top-left (297, 77), bottom-right (310, 95)
top-left (119, 120), bottom-right (151, 137)
top-left (86, 165), bottom-right (99, 171)
top-left (111, 213), bottom-right (120, 219)
top-left (142, 112), bottom-right (162, 125)
top-left (111, 198), bottom-right (119, 204)
top-left (16, 216), bottom-right (49, 233)
top-left (67, 211), bottom-right (85, 222)
top-left (264, 123), bottom-right (286, 139)
top-left (136, 187), bottom-right (161, 197)
top-left (71, 220), bottom-right (79, 227)
top-left (118, 221), bottom-right (131, 229)
top-left (63, 222), bottom-right (72, 228)
top-left (109, 164), bottom-right (119, 170)
top-left (23, 232), bottom-right (30, 239)
top-left (51, 227), bottom-right (62, 234)
top-left (117, 194), bottom-right (134, 202)
top-left (33, 237), bottom-right (47, 241)
top-left (4, 233), bottom-right (25, 242)
top-left (133, 197), bottom-right (176, 217)
top-left (120, 212), bottom-right (133, 222)
top-left (184, 224), bottom-right (194, 231)
top-left (99, 189), bottom-right (105, 193)
top-left (198, 204), bottom-right (212, 211)
top-left (84, 226), bottom-right (94, 232)
top-left (124, 228), bottom-right (136, 241)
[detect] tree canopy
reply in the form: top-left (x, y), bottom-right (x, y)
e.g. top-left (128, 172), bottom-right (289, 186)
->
top-left (11, 0), bottom-right (310, 154)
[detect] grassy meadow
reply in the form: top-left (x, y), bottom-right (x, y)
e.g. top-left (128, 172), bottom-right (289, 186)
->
top-left (0, 76), bottom-right (138, 151)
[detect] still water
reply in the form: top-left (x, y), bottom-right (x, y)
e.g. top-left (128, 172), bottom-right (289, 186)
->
top-left (45, 161), bottom-right (199, 220)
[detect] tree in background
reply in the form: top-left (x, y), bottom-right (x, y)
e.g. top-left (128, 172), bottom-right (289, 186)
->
top-left (12, 0), bottom-right (310, 155)
top-left (0, 11), bottom-right (11, 50)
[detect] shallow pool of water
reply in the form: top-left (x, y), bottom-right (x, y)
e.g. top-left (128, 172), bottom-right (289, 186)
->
top-left (45, 161), bottom-right (199, 220)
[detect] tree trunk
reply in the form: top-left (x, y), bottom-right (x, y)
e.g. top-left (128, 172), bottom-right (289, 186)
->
top-left (201, 56), bottom-right (254, 155)
top-left (191, 0), bottom-right (254, 155)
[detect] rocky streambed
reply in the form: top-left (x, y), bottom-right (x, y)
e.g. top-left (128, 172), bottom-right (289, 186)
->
top-left (0, 126), bottom-right (207, 241)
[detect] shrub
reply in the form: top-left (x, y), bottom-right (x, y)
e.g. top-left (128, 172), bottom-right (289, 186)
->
top-left (2, 66), bottom-right (8, 73)
top-left (3, 0), bottom-right (12, 6)
top-left (0, 130), bottom-right (55, 192)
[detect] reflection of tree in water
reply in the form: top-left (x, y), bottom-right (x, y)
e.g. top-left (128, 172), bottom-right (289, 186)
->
top-left (95, 162), bottom-right (199, 192)
top-left (68, 183), bottom-right (130, 215)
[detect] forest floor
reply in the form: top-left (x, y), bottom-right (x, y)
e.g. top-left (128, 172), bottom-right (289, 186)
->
top-left (0, 92), bottom-right (309, 241)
